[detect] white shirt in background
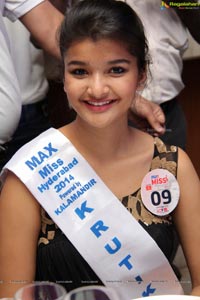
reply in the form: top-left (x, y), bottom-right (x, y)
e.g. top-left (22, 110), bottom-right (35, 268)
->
top-left (126, 0), bottom-right (189, 104)
top-left (4, 18), bottom-right (49, 105)
top-left (0, 0), bottom-right (44, 144)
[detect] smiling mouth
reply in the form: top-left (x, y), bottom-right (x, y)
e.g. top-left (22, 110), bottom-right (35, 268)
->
top-left (85, 100), bottom-right (115, 106)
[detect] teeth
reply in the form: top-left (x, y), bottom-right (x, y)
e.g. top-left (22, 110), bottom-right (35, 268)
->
top-left (87, 101), bottom-right (111, 106)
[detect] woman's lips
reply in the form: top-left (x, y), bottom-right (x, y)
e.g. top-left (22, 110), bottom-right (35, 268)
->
top-left (83, 99), bottom-right (116, 112)
top-left (85, 100), bottom-right (115, 106)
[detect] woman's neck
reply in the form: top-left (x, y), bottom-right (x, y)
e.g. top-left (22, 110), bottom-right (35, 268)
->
top-left (62, 118), bottom-right (135, 162)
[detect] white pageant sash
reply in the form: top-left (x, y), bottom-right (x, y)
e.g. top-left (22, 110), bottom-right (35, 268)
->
top-left (3, 128), bottom-right (183, 299)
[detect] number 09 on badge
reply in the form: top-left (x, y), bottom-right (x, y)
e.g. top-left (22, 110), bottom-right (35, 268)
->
top-left (141, 169), bottom-right (180, 216)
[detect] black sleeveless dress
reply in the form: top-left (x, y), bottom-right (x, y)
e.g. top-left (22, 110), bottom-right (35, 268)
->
top-left (35, 138), bottom-right (179, 291)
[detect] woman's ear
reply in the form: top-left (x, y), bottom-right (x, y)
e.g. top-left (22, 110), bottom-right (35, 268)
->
top-left (63, 73), bottom-right (67, 94)
top-left (63, 80), bottom-right (67, 93)
top-left (137, 71), bottom-right (147, 91)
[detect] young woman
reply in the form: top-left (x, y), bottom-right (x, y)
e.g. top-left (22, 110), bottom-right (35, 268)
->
top-left (0, 0), bottom-right (200, 299)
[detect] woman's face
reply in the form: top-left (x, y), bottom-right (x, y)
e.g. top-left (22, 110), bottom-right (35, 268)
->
top-left (63, 38), bottom-right (144, 129)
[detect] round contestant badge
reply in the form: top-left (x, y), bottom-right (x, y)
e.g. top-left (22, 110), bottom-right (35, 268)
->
top-left (141, 169), bottom-right (180, 216)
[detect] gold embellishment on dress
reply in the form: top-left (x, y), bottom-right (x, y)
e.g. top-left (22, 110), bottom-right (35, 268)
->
top-left (48, 231), bottom-right (55, 240)
top-left (41, 208), bottom-right (54, 234)
top-left (151, 157), bottom-right (177, 176)
top-left (121, 190), bottom-right (171, 226)
top-left (154, 137), bottom-right (177, 153)
top-left (38, 237), bottom-right (49, 245)
top-left (152, 137), bottom-right (178, 177)
top-left (41, 208), bottom-right (58, 236)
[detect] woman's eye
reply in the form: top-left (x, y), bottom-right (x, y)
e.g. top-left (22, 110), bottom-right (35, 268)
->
top-left (110, 67), bottom-right (126, 74)
top-left (71, 69), bottom-right (88, 76)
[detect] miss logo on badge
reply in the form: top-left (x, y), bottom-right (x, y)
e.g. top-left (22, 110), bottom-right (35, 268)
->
top-left (141, 169), bottom-right (180, 216)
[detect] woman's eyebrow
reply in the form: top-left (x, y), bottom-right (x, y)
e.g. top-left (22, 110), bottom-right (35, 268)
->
top-left (108, 59), bottom-right (131, 65)
top-left (67, 60), bottom-right (87, 67)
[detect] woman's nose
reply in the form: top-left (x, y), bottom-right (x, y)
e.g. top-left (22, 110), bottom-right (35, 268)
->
top-left (87, 74), bottom-right (109, 99)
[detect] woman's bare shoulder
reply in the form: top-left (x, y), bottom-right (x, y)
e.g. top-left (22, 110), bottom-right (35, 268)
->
top-left (0, 170), bottom-right (41, 221)
top-left (177, 147), bottom-right (199, 181)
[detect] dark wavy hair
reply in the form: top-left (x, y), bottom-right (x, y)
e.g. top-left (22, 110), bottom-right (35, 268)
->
top-left (59, 0), bottom-right (149, 74)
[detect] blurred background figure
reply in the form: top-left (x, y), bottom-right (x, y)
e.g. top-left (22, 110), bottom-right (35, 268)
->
top-left (0, 0), bottom-right (63, 171)
top-left (126, 0), bottom-right (200, 150)
top-left (2, 18), bottom-right (51, 168)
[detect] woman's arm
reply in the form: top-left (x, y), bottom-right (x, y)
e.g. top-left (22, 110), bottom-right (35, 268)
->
top-left (0, 172), bottom-right (41, 298)
top-left (173, 148), bottom-right (200, 295)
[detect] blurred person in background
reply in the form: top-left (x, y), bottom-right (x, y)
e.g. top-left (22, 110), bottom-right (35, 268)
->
top-left (0, 0), bottom-right (63, 170)
top-left (2, 18), bottom-right (51, 168)
top-left (126, 0), bottom-right (200, 150)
